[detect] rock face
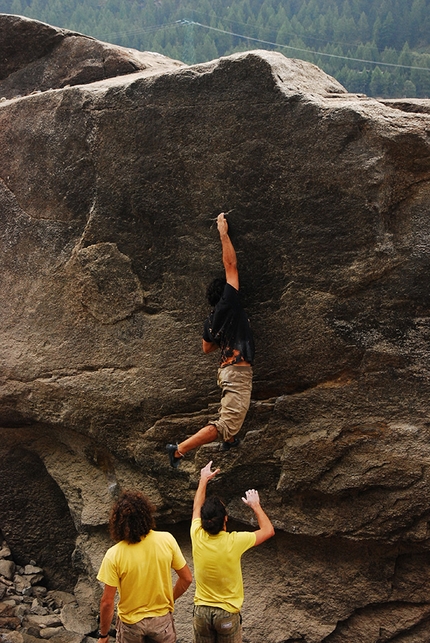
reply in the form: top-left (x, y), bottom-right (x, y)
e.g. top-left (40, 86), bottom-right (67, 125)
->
top-left (0, 14), bottom-right (185, 99)
top-left (1, 13), bottom-right (430, 643)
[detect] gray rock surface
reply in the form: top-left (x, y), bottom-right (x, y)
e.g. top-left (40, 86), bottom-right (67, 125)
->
top-left (0, 14), bottom-right (185, 99)
top-left (0, 537), bottom-right (99, 643)
top-left (0, 564), bottom-right (15, 583)
top-left (1, 13), bottom-right (430, 643)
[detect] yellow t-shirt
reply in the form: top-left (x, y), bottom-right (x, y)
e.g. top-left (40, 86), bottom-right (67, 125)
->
top-left (191, 518), bottom-right (256, 613)
top-left (97, 530), bottom-right (186, 623)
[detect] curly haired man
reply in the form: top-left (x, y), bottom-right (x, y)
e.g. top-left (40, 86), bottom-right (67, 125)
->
top-left (97, 490), bottom-right (192, 643)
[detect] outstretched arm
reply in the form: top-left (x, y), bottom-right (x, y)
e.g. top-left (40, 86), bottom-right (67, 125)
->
top-left (217, 213), bottom-right (239, 290)
top-left (242, 489), bottom-right (275, 546)
top-left (192, 461), bottom-right (220, 520)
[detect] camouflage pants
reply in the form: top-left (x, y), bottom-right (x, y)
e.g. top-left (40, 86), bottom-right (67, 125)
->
top-left (193, 605), bottom-right (242, 643)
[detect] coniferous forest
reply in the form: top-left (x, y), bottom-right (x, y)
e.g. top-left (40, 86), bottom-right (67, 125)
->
top-left (1, 0), bottom-right (430, 99)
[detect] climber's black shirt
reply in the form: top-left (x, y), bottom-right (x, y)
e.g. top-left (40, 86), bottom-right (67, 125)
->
top-left (203, 283), bottom-right (255, 367)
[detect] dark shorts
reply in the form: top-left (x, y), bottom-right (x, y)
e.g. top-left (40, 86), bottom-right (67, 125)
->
top-left (193, 605), bottom-right (242, 643)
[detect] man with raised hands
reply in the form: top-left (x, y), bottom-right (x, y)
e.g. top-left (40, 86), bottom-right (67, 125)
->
top-left (190, 461), bottom-right (275, 643)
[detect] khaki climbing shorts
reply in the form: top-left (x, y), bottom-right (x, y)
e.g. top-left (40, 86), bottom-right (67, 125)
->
top-left (211, 365), bottom-right (253, 442)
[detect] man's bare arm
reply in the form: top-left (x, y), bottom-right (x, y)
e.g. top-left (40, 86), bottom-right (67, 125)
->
top-left (217, 213), bottom-right (239, 290)
top-left (98, 584), bottom-right (116, 640)
top-left (242, 489), bottom-right (275, 546)
top-left (173, 564), bottom-right (193, 600)
top-left (202, 339), bottom-right (219, 353)
top-left (192, 461), bottom-right (220, 520)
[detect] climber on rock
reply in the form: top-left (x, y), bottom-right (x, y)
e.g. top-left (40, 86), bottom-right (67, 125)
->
top-left (166, 212), bottom-right (255, 468)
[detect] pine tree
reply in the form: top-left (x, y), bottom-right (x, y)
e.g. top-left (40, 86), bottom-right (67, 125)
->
top-left (402, 79), bottom-right (416, 96)
top-left (410, 53), bottom-right (430, 97)
top-left (358, 11), bottom-right (370, 41)
top-left (182, 20), bottom-right (196, 64)
top-left (410, 0), bottom-right (426, 45)
top-left (197, 32), bottom-right (219, 61)
top-left (369, 65), bottom-right (386, 96)
top-left (398, 41), bottom-right (412, 66)
top-left (375, 10), bottom-right (395, 50)
top-left (277, 18), bottom-right (293, 46)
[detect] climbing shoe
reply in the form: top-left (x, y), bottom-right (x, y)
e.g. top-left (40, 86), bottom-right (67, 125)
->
top-left (220, 437), bottom-right (240, 451)
top-left (166, 443), bottom-right (182, 468)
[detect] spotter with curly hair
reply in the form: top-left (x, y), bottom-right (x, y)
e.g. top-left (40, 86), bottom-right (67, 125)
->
top-left (97, 490), bottom-right (192, 643)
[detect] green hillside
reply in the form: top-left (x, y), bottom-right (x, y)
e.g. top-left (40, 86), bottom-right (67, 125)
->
top-left (1, 0), bottom-right (430, 98)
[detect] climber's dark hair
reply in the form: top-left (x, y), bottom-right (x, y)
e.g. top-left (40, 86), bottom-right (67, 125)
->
top-left (206, 277), bottom-right (226, 307)
top-left (201, 496), bottom-right (227, 535)
top-left (109, 490), bottom-right (156, 543)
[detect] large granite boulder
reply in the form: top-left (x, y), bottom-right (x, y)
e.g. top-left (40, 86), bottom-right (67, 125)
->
top-left (1, 13), bottom-right (430, 643)
top-left (0, 13), bottom-right (185, 99)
